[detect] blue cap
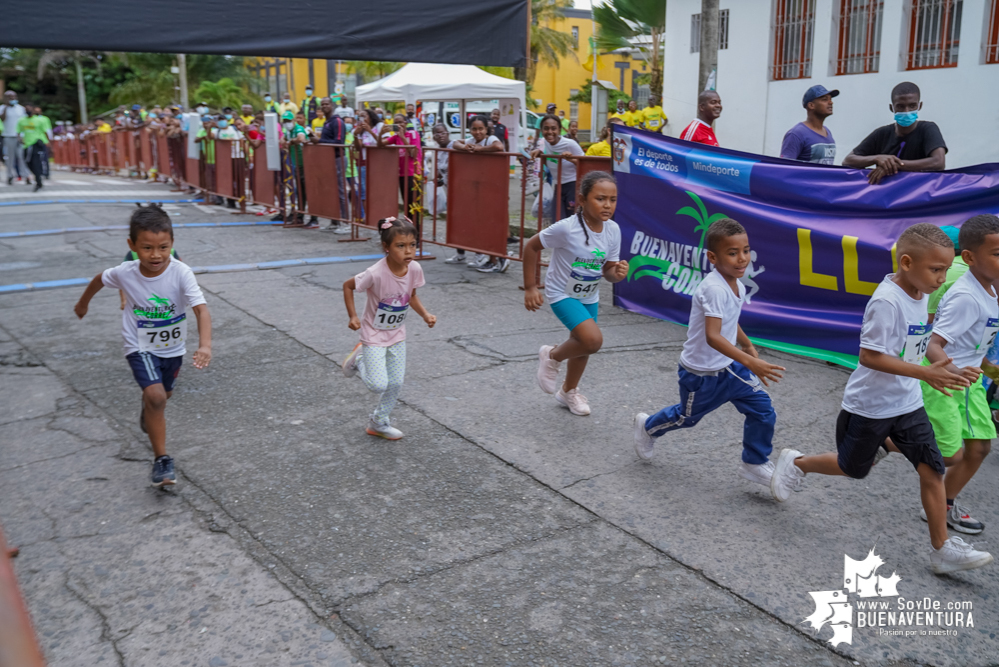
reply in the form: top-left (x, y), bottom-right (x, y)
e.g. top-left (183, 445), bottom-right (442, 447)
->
top-left (803, 85), bottom-right (839, 108)
top-left (940, 226), bottom-right (961, 251)
top-left (132, 104), bottom-right (142, 111)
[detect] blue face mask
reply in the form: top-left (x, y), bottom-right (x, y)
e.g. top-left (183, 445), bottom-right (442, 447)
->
top-left (217, 120), bottom-right (228, 129)
top-left (264, 96), bottom-right (272, 103)
top-left (894, 111), bottom-right (918, 127)
top-left (225, 114), bottom-right (233, 120)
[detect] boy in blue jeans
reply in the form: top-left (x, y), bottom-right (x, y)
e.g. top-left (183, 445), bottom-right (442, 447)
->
top-left (633, 219), bottom-right (786, 488)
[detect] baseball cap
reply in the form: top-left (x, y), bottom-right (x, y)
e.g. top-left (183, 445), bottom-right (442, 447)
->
top-left (803, 85), bottom-right (839, 108)
top-left (546, 103), bottom-right (556, 112)
top-left (131, 104), bottom-right (142, 110)
top-left (940, 226), bottom-right (961, 251)
top-left (281, 111), bottom-right (294, 121)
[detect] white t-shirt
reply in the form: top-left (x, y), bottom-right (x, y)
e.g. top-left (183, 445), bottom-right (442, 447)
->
top-left (540, 137), bottom-right (583, 183)
top-left (468, 134), bottom-right (501, 148)
top-left (1, 103), bottom-right (26, 138)
top-left (214, 126), bottom-right (245, 157)
top-left (679, 269), bottom-right (745, 373)
top-left (841, 275), bottom-right (928, 419)
top-left (101, 259), bottom-right (207, 358)
top-left (539, 215), bottom-right (621, 305)
top-left (932, 270), bottom-right (999, 369)
top-left (333, 106), bottom-right (354, 118)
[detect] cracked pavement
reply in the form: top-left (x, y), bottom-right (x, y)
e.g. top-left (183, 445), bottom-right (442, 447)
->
top-left (1, 171), bottom-right (996, 666)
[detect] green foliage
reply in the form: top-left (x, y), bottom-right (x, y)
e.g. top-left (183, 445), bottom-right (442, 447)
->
top-left (567, 81), bottom-right (632, 110)
top-left (345, 61), bottom-right (404, 83)
top-left (526, 0), bottom-right (577, 84)
top-left (193, 78), bottom-right (260, 111)
top-left (593, 0), bottom-right (666, 97)
top-left (676, 191), bottom-right (730, 250)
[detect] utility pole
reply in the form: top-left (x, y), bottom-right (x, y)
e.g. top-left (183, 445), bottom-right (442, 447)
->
top-left (589, 13), bottom-right (599, 142)
top-left (177, 53), bottom-right (189, 110)
top-left (698, 0), bottom-right (719, 95)
top-left (74, 52), bottom-right (88, 123)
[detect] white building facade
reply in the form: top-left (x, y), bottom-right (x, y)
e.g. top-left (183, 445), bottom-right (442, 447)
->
top-left (660, 0), bottom-right (999, 168)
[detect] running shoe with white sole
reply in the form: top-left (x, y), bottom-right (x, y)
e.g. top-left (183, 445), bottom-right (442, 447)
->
top-left (445, 254), bottom-right (468, 264)
top-left (556, 387), bottom-right (590, 415)
top-left (497, 257), bottom-right (511, 273)
top-left (151, 455), bottom-right (176, 487)
top-left (342, 342), bottom-right (362, 378)
top-left (476, 262), bottom-right (500, 273)
top-left (634, 412), bottom-right (654, 461)
top-left (537, 345), bottom-right (560, 394)
top-left (872, 444), bottom-right (889, 466)
top-left (770, 448), bottom-right (805, 502)
top-left (366, 421), bottom-right (403, 440)
top-left (738, 459), bottom-right (775, 487)
top-left (920, 502), bottom-right (986, 534)
top-left (930, 536), bottom-right (993, 574)
top-left (331, 225), bottom-right (352, 235)
top-left (467, 254), bottom-right (489, 268)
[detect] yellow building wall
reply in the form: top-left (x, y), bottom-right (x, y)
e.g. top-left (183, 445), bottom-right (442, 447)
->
top-left (531, 14), bottom-right (650, 132)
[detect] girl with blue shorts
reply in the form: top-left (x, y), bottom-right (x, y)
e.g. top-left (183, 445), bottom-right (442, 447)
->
top-left (522, 171), bottom-right (629, 415)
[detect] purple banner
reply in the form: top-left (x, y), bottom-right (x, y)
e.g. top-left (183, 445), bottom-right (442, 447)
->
top-left (610, 126), bottom-right (999, 362)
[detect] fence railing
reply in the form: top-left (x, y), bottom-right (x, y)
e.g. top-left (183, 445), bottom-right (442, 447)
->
top-left (51, 129), bottom-right (613, 263)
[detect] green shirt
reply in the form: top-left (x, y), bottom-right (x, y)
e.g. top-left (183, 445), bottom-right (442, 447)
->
top-left (17, 116), bottom-right (49, 145)
top-left (37, 115), bottom-right (53, 135)
top-left (285, 124), bottom-right (307, 165)
top-left (196, 128), bottom-right (216, 164)
top-left (345, 130), bottom-right (357, 178)
top-left (928, 255), bottom-right (969, 314)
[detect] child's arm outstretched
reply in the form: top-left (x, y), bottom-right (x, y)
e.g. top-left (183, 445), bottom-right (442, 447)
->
top-left (343, 277), bottom-right (361, 330)
top-left (409, 290), bottom-right (436, 328)
top-left (74, 273), bottom-right (105, 319)
top-left (191, 303), bottom-right (212, 369)
top-left (705, 319), bottom-right (785, 386)
top-left (522, 235), bottom-right (545, 311)
top-left (859, 348), bottom-right (967, 396)
top-left (924, 333), bottom-right (981, 384)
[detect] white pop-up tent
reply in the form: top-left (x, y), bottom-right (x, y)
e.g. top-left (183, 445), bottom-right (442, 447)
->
top-left (356, 62), bottom-right (528, 153)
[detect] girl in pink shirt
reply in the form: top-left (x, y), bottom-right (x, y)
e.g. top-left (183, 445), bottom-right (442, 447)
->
top-left (342, 217), bottom-right (437, 439)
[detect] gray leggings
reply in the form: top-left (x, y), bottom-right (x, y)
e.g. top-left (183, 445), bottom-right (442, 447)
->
top-left (2, 136), bottom-right (27, 180)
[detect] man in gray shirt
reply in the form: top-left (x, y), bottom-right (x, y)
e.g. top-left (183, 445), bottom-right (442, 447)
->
top-left (1, 90), bottom-right (29, 185)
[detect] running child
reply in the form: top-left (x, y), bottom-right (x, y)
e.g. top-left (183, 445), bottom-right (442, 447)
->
top-left (917, 214), bottom-right (999, 535)
top-left (74, 204), bottom-right (212, 487)
top-left (342, 217), bottom-right (436, 440)
top-left (770, 223), bottom-right (993, 574)
top-left (632, 219), bottom-right (785, 488)
top-left (524, 170), bottom-right (628, 416)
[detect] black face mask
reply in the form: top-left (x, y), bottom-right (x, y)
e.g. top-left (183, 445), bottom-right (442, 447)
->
top-left (407, 111), bottom-right (414, 117)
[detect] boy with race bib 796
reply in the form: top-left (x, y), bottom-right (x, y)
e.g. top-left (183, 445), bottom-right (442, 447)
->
top-left (74, 204), bottom-right (212, 488)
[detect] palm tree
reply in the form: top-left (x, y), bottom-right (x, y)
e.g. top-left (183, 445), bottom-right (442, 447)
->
top-left (194, 78), bottom-right (251, 111)
top-left (677, 191), bottom-right (729, 250)
top-left (346, 61), bottom-right (404, 84)
top-left (517, 0), bottom-right (576, 85)
top-left (594, 0), bottom-right (667, 98)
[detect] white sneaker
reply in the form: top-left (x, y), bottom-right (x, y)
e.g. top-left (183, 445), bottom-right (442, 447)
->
top-left (556, 387), bottom-right (590, 415)
top-left (366, 421), bottom-right (403, 440)
top-left (633, 412), bottom-right (654, 461)
top-left (342, 342), bottom-right (362, 378)
top-left (930, 536), bottom-right (993, 574)
top-left (872, 444), bottom-right (889, 466)
top-left (738, 459), bottom-right (775, 486)
top-left (445, 254), bottom-right (467, 264)
top-left (467, 253), bottom-right (489, 268)
top-left (537, 345), bottom-right (560, 394)
top-left (770, 448), bottom-right (805, 502)
top-left (331, 225), bottom-right (351, 235)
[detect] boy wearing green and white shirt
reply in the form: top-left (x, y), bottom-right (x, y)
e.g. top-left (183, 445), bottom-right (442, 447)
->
top-left (920, 214), bottom-right (999, 535)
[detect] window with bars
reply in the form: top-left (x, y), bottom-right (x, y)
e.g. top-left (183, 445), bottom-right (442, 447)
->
top-left (906, 0), bottom-right (963, 69)
top-left (569, 90), bottom-right (579, 121)
top-left (690, 9), bottom-right (730, 53)
top-left (571, 26), bottom-right (579, 49)
top-left (986, 0), bottom-right (999, 63)
top-left (836, 0), bottom-right (883, 74)
top-left (772, 0), bottom-right (815, 80)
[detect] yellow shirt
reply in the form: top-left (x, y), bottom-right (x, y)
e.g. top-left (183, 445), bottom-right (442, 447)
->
top-left (623, 110), bottom-right (643, 127)
top-left (642, 106), bottom-right (667, 131)
top-left (608, 111), bottom-right (628, 124)
top-left (241, 115), bottom-right (255, 125)
top-left (97, 124), bottom-right (113, 133)
top-left (279, 101), bottom-right (299, 116)
top-left (585, 141), bottom-right (611, 157)
top-left (311, 117), bottom-right (325, 134)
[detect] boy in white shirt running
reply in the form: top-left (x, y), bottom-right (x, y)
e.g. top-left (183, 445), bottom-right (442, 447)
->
top-left (74, 204), bottom-right (212, 488)
top-left (771, 223), bottom-right (993, 574)
top-left (918, 214), bottom-right (999, 534)
top-left (633, 219), bottom-right (786, 487)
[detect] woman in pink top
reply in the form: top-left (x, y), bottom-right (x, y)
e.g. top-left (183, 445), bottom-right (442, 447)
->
top-left (378, 113), bottom-right (423, 228)
top-left (341, 217), bottom-right (437, 440)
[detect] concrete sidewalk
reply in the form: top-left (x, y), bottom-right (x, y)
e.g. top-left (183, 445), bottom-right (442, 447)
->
top-left (1, 171), bottom-right (994, 666)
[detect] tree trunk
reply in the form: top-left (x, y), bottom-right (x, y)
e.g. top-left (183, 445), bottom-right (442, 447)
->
top-left (698, 0), bottom-right (720, 95)
top-left (650, 27), bottom-right (663, 98)
top-left (74, 53), bottom-right (89, 124)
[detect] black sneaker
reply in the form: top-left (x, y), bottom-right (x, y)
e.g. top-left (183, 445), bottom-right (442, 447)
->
top-left (151, 456), bottom-right (176, 487)
top-left (140, 404), bottom-right (147, 434)
top-left (33, 182), bottom-right (42, 192)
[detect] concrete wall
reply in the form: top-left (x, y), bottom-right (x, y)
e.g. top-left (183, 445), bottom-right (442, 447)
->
top-left (661, 0), bottom-right (999, 168)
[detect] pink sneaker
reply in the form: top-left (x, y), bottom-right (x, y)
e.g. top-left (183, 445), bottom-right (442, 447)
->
top-left (556, 386), bottom-right (590, 416)
top-left (342, 343), bottom-right (362, 378)
top-left (537, 345), bottom-right (560, 394)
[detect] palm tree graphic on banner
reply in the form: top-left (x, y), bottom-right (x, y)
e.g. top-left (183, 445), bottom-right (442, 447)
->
top-left (627, 191), bottom-right (730, 282)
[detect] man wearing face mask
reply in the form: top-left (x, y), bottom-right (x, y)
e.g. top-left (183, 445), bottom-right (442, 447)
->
top-left (843, 81), bottom-right (946, 186)
top-left (263, 94), bottom-right (279, 115)
top-left (196, 102), bottom-right (210, 117)
top-left (279, 94), bottom-right (299, 117)
top-left (301, 87), bottom-right (319, 125)
top-left (1, 91), bottom-right (29, 185)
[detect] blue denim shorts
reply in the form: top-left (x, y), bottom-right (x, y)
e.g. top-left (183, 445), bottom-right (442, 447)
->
top-left (550, 298), bottom-right (599, 332)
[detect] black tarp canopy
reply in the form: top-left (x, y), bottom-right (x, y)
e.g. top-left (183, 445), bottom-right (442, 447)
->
top-left (2, 0), bottom-right (529, 67)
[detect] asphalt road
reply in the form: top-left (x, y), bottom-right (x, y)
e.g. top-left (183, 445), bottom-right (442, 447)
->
top-left (1, 171), bottom-right (995, 667)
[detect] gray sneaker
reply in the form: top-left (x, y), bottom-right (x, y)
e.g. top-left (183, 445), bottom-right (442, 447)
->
top-left (634, 412), bottom-right (654, 461)
top-left (366, 421), bottom-right (403, 440)
top-left (342, 343), bottom-right (362, 378)
top-left (919, 502), bottom-right (986, 534)
top-left (445, 253), bottom-right (467, 264)
top-left (930, 536), bottom-right (993, 574)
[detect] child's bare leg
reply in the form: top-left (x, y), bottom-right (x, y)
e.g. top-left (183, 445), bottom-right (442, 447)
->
top-left (142, 384), bottom-right (168, 458)
top-left (944, 439), bottom-right (991, 500)
top-left (551, 320), bottom-right (602, 392)
top-left (794, 452), bottom-right (848, 476)
top-left (564, 356), bottom-right (590, 392)
top-left (917, 462), bottom-right (948, 550)
top-left (884, 437), bottom-right (902, 453)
